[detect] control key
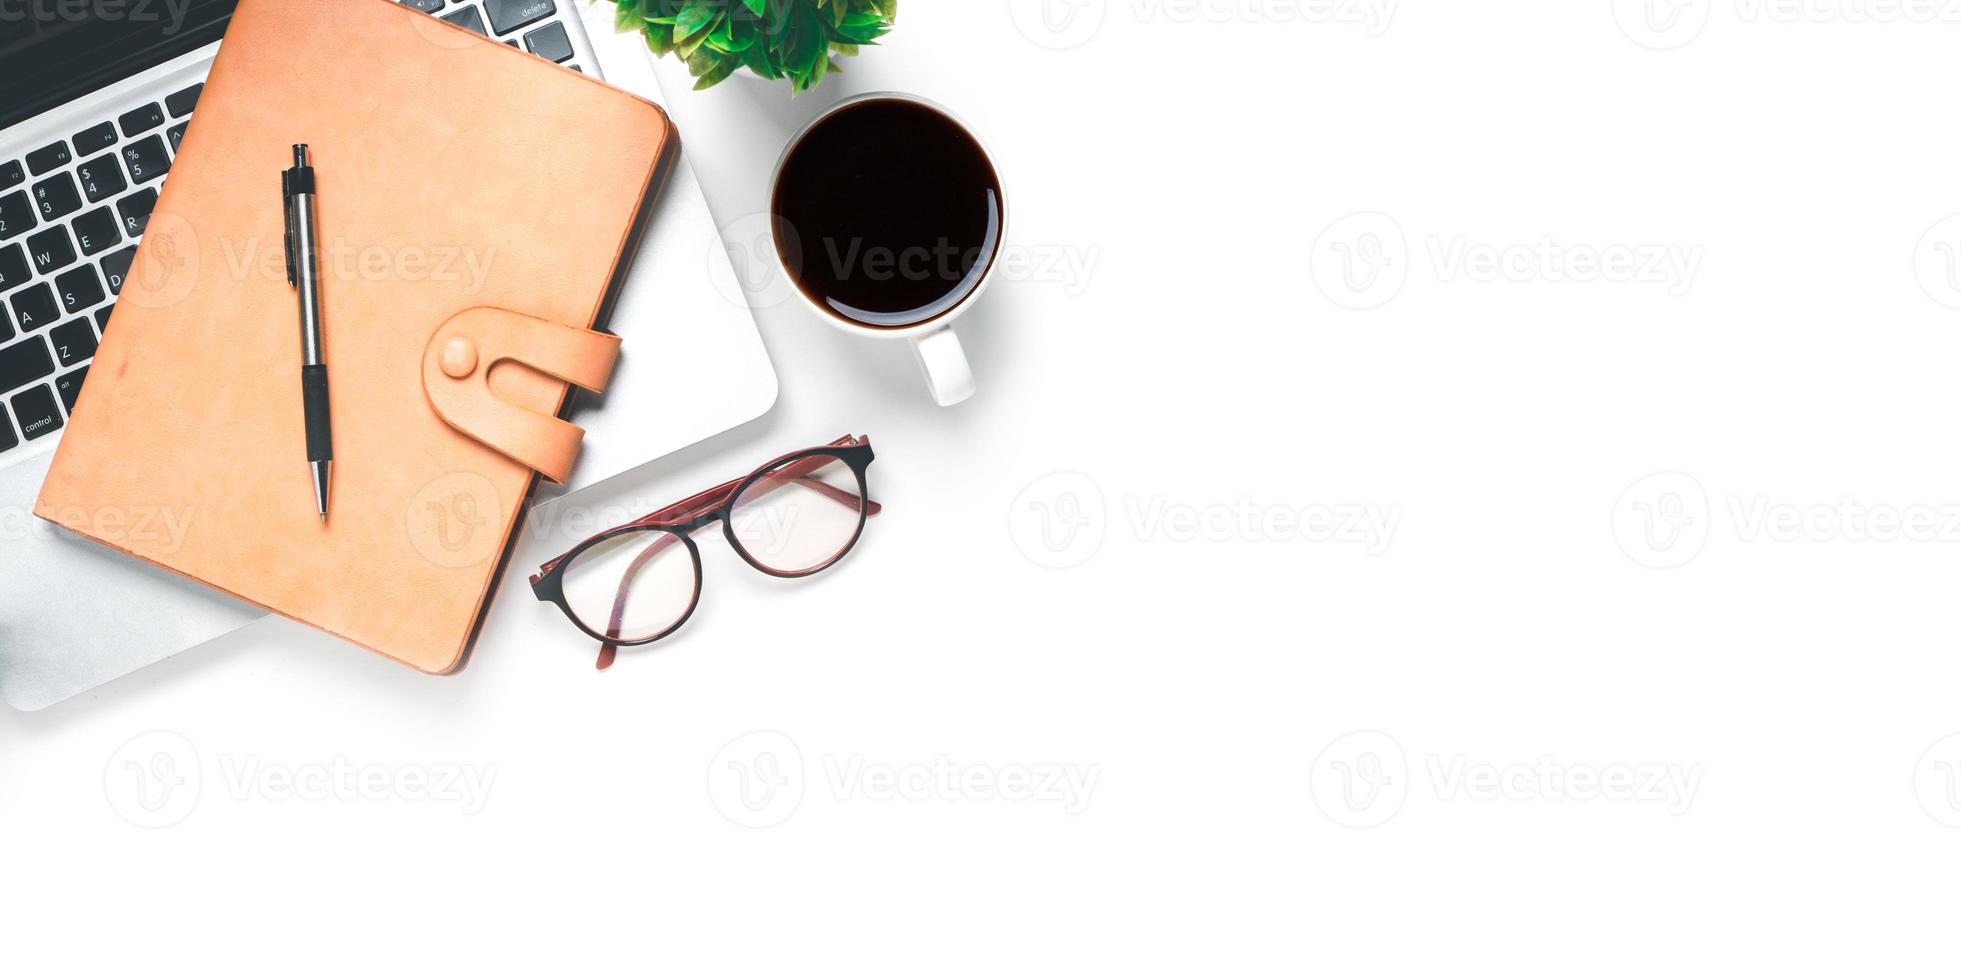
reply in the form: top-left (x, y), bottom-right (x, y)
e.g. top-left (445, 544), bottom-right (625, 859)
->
top-left (10, 384), bottom-right (61, 441)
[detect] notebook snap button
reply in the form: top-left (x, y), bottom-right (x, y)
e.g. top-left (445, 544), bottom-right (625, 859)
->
top-left (440, 337), bottom-right (479, 378)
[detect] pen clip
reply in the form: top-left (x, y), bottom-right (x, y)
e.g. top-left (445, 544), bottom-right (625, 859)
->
top-left (281, 168), bottom-right (297, 287)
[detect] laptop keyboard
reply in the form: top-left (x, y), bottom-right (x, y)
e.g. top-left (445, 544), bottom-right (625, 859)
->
top-left (0, 0), bottom-right (581, 459)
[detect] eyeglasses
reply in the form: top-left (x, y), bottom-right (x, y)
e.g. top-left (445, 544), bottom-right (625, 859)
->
top-left (530, 435), bottom-right (880, 669)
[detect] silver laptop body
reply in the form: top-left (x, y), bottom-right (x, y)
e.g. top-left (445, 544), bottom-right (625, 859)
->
top-left (0, 0), bottom-right (777, 710)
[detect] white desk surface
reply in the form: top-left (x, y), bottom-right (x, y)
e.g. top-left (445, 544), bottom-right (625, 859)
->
top-left (9, 2), bottom-right (1961, 973)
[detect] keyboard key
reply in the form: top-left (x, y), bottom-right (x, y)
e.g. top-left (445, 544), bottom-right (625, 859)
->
top-left (0, 244), bottom-right (28, 294)
top-left (0, 403), bottom-right (14, 453)
top-left (55, 265), bottom-right (104, 315)
top-left (33, 173), bottom-right (82, 221)
top-left (0, 190), bottom-right (36, 240)
top-left (73, 122), bottom-right (118, 155)
top-left (0, 335), bottom-right (55, 393)
top-left (484, 0), bottom-right (554, 35)
top-left (71, 207), bottom-right (121, 257)
top-left (101, 246), bottom-right (136, 295)
top-left (118, 102), bottom-right (165, 137)
top-left (10, 283), bottom-right (56, 332)
top-left (117, 188), bottom-right (157, 237)
top-left (11, 384), bottom-right (61, 440)
top-left (443, 5), bottom-right (486, 33)
top-left (54, 365), bottom-right (86, 413)
top-left (25, 142), bottom-right (71, 176)
top-left (49, 319), bottom-right (96, 367)
top-left (122, 135), bottom-right (170, 184)
top-left (566, 64), bottom-right (581, 74)
top-left (25, 226), bottom-right (75, 275)
top-left (94, 304), bottom-right (113, 334)
top-left (525, 21), bottom-right (573, 62)
top-left (402, 0), bottom-right (445, 12)
top-left (165, 83), bottom-right (202, 117)
top-left (167, 122), bottom-right (188, 155)
top-left (0, 159), bottom-right (21, 190)
top-left (76, 154), bottom-right (126, 203)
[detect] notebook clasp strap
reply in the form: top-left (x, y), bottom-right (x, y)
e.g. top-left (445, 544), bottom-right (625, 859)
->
top-left (421, 306), bottom-right (622, 484)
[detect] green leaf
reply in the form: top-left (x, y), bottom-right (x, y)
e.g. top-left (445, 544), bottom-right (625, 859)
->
top-left (673, 0), bottom-right (718, 42)
top-left (739, 39), bottom-right (778, 77)
top-left (687, 48), bottom-right (742, 88)
top-left (725, 14), bottom-right (758, 51)
top-left (613, 0), bottom-right (641, 35)
top-left (624, 0), bottom-right (894, 94)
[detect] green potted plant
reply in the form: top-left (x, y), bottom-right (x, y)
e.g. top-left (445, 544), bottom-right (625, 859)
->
top-left (613, 0), bottom-right (897, 95)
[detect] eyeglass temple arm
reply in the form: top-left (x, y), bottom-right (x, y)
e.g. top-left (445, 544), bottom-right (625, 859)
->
top-left (594, 531), bottom-right (677, 671)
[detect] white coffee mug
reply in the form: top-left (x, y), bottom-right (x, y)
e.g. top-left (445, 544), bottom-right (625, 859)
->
top-left (770, 92), bottom-right (1004, 407)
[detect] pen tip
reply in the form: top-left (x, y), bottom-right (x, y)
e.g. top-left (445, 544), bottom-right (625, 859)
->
top-left (312, 460), bottom-right (331, 518)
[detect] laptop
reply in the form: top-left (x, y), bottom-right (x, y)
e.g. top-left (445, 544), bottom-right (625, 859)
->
top-left (0, 0), bottom-right (779, 710)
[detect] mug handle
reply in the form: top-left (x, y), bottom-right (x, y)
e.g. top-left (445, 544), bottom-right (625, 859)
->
top-left (910, 327), bottom-right (976, 406)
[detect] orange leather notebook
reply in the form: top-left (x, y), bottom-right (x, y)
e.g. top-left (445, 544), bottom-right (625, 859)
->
top-left (34, 0), bottom-right (679, 673)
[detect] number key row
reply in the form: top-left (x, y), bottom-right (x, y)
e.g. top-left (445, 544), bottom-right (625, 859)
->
top-left (34, 174), bottom-right (82, 222)
top-left (1, 189), bottom-right (35, 240)
top-left (122, 134), bottom-right (171, 185)
top-left (78, 154), bottom-right (126, 203)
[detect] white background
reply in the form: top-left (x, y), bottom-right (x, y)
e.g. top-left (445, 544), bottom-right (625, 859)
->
top-left (12, 0), bottom-right (1961, 974)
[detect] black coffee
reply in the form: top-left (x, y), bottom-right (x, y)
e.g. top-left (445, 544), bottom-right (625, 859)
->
top-left (772, 98), bottom-right (1002, 329)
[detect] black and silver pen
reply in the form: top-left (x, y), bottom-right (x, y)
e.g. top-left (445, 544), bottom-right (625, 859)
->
top-left (282, 144), bottom-right (332, 518)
